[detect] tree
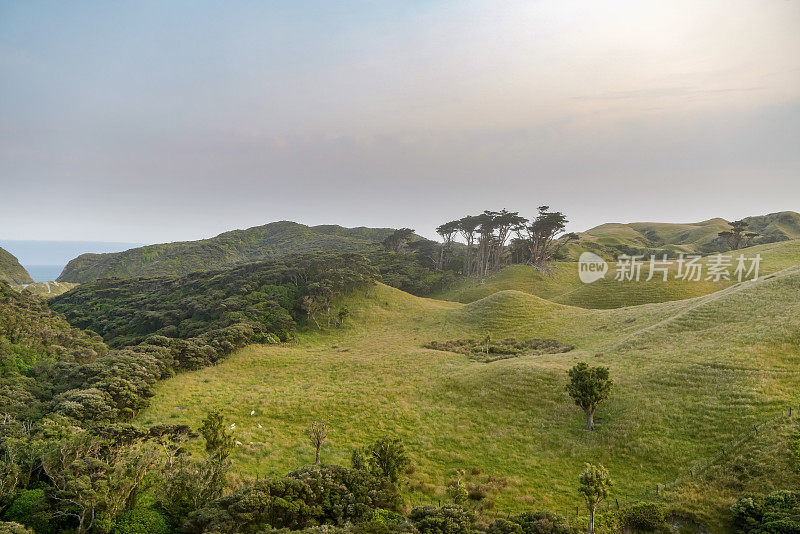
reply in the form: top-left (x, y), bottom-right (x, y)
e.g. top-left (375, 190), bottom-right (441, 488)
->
top-left (491, 210), bottom-right (527, 271)
top-left (517, 206), bottom-right (577, 269)
top-left (382, 228), bottom-right (415, 253)
top-left (718, 219), bottom-right (759, 250)
top-left (436, 221), bottom-right (460, 271)
top-left (578, 464), bottom-right (612, 534)
top-left (365, 438), bottom-right (409, 483)
top-left (457, 216), bottom-right (481, 276)
top-left (309, 418), bottom-right (329, 465)
top-left (566, 362), bottom-right (613, 430)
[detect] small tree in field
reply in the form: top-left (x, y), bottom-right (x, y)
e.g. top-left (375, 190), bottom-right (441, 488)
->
top-left (309, 419), bottom-right (329, 465)
top-left (566, 362), bottom-right (613, 430)
top-left (579, 464), bottom-right (612, 534)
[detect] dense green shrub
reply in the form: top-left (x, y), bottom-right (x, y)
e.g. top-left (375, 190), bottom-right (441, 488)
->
top-left (112, 506), bottom-right (170, 534)
top-left (2, 489), bottom-right (52, 534)
top-left (485, 518), bottom-right (523, 534)
top-left (618, 502), bottom-right (668, 533)
top-left (408, 505), bottom-right (476, 534)
top-left (507, 511), bottom-right (574, 534)
top-left (731, 490), bottom-right (800, 533)
top-left (184, 465), bottom-right (399, 533)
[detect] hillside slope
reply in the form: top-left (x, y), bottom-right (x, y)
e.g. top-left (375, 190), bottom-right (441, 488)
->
top-left (435, 239), bottom-right (800, 308)
top-left (0, 247), bottom-right (33, 285)
top-left (574, 211), bottom-right (800, 257)
top-left (58, 221), bottom-right (398, 283)
top-left (136, 261), bottom-right (800, 529)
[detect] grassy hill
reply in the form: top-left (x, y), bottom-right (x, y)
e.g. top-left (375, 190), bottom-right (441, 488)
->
top-left (12, 280), bottom-right (78, 298)
top-left (435, 239), bottom-right (800, 308)
top-left (569, 211), bottom-right (800, 259)
top-left (57, 221), bottom-right (399, 283)
top-left (0, 247), bottom-right (33, 285)
top-left (136, 256), bottom-right (800, 530)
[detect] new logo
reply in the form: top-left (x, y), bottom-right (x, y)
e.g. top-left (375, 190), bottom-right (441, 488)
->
top-left (578, 252), bottom-right (608, 284)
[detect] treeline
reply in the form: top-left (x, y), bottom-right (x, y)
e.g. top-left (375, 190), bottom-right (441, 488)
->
top-left (50, 253), bottom-right (378, 350)
top-left (377, 207), bottom-right (576, 280)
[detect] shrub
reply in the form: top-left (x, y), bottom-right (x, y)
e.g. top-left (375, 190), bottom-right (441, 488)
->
top-left (0, 523), bottom-right (34, 534)
top-left (371, 509), bottom-right (403, 526)
top-left (409, 505), bottom-right (476, 534)
top-left (618, 502), bottom-right (668, 533)
top-left (486, 519), bottom-right (523, 534)
top-left (112, 506), bottom-right (170, 534)
top-left (446, 480), bottom-right (468, 505)
top-left (2, 489), bottom-right (51, 534)
top-left (508, 511), bottom-right (574, 534)
top-left (366, 438), bottom-right (410, 483)
top-left (466, 484), bottom-right (488, 501)
top-left (185, 465), bottom-right (399, 532)
top-left (731, 490), bottom-right (800, 533)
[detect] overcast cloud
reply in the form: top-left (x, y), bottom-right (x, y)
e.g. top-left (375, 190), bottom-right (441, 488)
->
top-left (1, 0), bottom-right (798, 242)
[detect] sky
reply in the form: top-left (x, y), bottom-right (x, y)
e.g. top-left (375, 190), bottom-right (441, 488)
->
top-left (1, 0), bottom-right (799, 244)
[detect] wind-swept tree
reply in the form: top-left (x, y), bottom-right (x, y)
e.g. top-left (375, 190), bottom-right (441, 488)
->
top-left (475, 211), bottom-right (498, 277)
top-left (566, 362), bottom-right (613, 430)
top-left (456, 216), bottom-right (481, 276)
top-left (491, 209), bottom-right (527, 270)
top-left (579, 463), bottom-right (612, 534)
top-left (382, 228), bottom-right (415, 253)
top-left (718, 219), bottom-right (759, 250)
top-left (517, 206), bottom-right (577, 269)
top-left (436, 221), bottom-right (460, 271)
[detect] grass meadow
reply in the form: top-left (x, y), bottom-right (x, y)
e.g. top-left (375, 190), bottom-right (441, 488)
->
top-left (137, 240), bottom-right (800, 531)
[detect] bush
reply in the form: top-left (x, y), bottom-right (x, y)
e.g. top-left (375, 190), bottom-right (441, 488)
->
top-left (2, 490), bottom-right (51, 534)
top-left (365, 438), bottom-right (410, 483)
top-left (185, 465), bottom-right (399, 532)
top-left (618, 502), bottom-right (668, 533)
top-left (112, 506), bottom-right (170, 534)
top-left (371, 509), bottom-right (403, 526)
top-left (486, 518), bottom-right (523, 534)
top-left (508, 511), bottom-right (574, 534)
top-left (0, 523), bottom-right (34, 534)
top-left (731, 490), bottom-right (800, 533)
top-left (409, 505), bottom-right (476, 534)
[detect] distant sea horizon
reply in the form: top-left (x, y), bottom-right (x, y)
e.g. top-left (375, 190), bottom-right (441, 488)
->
top-left (0, 240), bottom-right (143, 282)
top-left (24, 265), bottom-right (66, 282)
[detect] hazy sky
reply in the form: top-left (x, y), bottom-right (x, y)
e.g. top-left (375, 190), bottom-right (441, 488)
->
top-left (1, 0), bottom-right (798, 243)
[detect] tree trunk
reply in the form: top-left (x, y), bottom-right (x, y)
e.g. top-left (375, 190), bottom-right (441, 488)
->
top-left (588, 507), bottom-right (595, 534)
top-left (315, 446), bottom-right (321, 464)
top-left (585, 409), bottom-right (595, 430)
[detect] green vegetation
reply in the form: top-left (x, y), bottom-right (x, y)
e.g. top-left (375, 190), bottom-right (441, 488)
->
top-left (136, 258), bottom-right (800, 531)
top-left (4, 215), bottom-right (800, 533)
top-left (424, 337), bottom-right (573, 363)
top-left (11, 281), bottom-right (78, 299)
top-left (50, 253), bottom-right (377, 350)
top-left (566, 363), bottom-right (613, 431)
top-left (571, 211), bottom-right (800, 259)
top-left (578, 464), bottom-right (612, 534)
top-left (0, 248), bottom-right (32, 285)
top-left (435, 239), bottom-right (800, 307)
top-left (731, 490), bottom-right (800, 533)
top-left (57, 221), bottom-right (401, 283)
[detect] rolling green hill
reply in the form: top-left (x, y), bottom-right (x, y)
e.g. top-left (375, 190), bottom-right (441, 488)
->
top-left (0, 247), bottom-right (33, 285)
top-left (435, 239), bottom-right (800, 308)
top-left (571, 211), bottom-right (800, 258)
top-left (57, 221), bottom-right (399, 283)
top-left (136, 255), bottom-right (800, 531)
